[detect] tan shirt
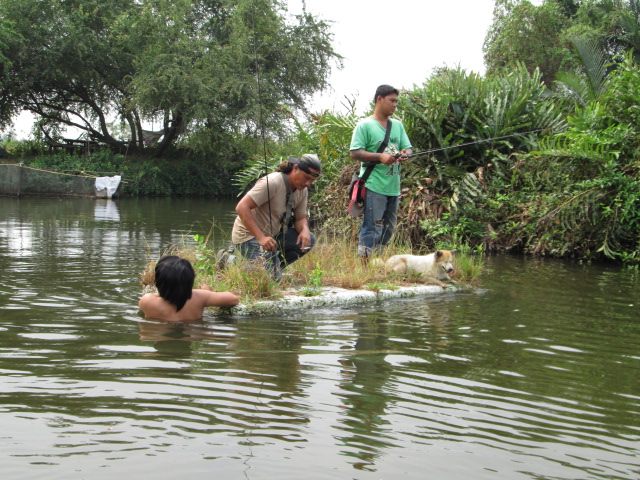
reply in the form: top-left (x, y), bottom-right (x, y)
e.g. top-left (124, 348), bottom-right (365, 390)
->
top-left (231, 172), bottom-right (308, 244)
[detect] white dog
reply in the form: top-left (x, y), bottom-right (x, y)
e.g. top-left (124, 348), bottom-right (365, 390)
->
top-left (384, 249), bottom-right (457, 282)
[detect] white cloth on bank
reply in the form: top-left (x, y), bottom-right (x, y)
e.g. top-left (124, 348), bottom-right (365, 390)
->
top-left (95, 175), bottom-right (122, 198)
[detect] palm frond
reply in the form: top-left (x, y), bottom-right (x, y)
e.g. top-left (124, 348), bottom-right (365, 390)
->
top-left (232, 155), bottom-right (283, 195)
top-left (450, 172), bottom-right (483, 212)
top-left (571, 36), bottom-right (610, 100)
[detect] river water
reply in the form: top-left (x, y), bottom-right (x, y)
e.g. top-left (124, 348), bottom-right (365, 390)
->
top-left (0, 196), bottom-right (638, 480)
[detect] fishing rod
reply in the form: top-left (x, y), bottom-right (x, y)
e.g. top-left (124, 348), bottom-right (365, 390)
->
top-left (405, 129), bottom-right (545, 159)
top-left (362, 129), bottom-right (546, 167)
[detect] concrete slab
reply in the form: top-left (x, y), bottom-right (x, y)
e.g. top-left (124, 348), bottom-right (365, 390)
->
top-left (225, 284), bottom-right (452, 317)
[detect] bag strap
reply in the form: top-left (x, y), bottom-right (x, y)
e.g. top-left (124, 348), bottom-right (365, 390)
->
top-left (360, 118), bottom-right (392, 183)
top-left (280, 172), bottom-right (294, 235)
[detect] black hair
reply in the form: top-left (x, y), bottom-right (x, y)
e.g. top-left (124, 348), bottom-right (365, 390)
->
top-left (374, 84), bottom-right (399, 104)
top-left (278, 162), bottom-right (295, 174)
top-left (154, 255), bottom-right (195, 312)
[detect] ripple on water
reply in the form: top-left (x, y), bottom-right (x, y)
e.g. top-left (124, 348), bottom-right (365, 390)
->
top-left (1, 199), bottom-right (639, 479)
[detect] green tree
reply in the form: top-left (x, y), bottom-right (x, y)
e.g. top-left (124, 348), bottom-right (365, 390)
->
top-left (0, 0), bottom-right (138, 149)
top-left (553, 1), bottom-right (640, 106)
top-left (0, 0), bottom-right (340, 156)
top-left (484, 0), bottom-right (576, 85)
top-left (618, 0), bottom-right (640, 55)
top-left (554, 35), bottom-right (611, 105)
top-left (486, 1), bottom-right (640, 89)
top-left (0, 11), bottom-right (19, 126)
top-left (567, 0), bottom-right (638, 58)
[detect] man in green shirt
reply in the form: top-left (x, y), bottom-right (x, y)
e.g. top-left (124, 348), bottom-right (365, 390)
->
top-left (349, 85), bottom-right (412, 257)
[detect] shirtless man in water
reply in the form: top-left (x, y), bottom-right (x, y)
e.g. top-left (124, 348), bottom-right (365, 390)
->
top-left (139, 255), bottom-right (239, 321)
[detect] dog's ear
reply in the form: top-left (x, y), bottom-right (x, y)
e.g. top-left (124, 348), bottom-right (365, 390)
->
top-left (435, 250), bottom-right (443, 258)
top-left (451, 249), bottom-right (457, 254)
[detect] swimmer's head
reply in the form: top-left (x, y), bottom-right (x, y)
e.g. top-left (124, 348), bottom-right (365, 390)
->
top-left (155, 255), bottom-right (195, 311)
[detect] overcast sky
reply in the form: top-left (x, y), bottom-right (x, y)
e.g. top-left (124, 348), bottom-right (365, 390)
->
top-left (287, 0), bottom-right (500, 114)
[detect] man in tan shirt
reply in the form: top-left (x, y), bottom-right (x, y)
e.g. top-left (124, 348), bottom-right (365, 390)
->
top-left (231, 154), bottom-right (321, 280)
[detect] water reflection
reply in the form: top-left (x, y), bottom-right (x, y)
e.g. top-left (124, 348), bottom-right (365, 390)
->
top-left (138, 320), bottom-right (212, 356)
top-left (136, 316), bottom-right (311, 445)
top-left (94, 199), bottom-right (120, 222)
top-left (337, 313), bottom-right (395, 471)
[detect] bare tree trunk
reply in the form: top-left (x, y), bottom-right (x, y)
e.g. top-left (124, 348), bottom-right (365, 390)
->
top-left (154, 111), bottom-right (184, 158)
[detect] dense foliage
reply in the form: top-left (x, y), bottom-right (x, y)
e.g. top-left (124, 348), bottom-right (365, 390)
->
top-left (521, 52), bottom-right (640, 262)
top-left (484, 0), bottom-right (640, 83)
top-left (0, 0), bottom-right (340, 156)
top-left (6, 149), bottom-right (240, 196)
top-left (484, 0), bottom-right (575, 84)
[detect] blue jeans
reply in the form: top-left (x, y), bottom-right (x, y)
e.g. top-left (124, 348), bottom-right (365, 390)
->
top-left (236, 228), bottom-right (316, 280)
top-left (358, 188), bottom-right (399, 257)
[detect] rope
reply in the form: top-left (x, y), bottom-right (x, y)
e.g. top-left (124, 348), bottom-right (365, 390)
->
top-left (2, 163), bottom-right (99, 179)
top-left (0, 163), bottom-right (126, 182)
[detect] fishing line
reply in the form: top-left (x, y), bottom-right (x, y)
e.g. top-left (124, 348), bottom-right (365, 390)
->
top-left (245, 3), bottom-right (270, 454)
top-left (250, 2), bottom-right (274, 239)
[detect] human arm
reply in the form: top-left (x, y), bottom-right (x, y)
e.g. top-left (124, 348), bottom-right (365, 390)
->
top-left (195, 286), bottom-right (240, 307)
top-left (138, 293), bottom-right (174, 320)
top-left (235, 194), bottom-right (278, 251)
top-left (349, 118), bottom-right (397, 165)
top-left (138, 293), bottom-right (154, 313)
top-left (350, 149), bottom-right (397, 166)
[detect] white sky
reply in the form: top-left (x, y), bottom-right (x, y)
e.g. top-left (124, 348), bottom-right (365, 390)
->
top-left (6, 0), bottom-right (543, 138)
top-left (287, 0), bottom-right (499, 114)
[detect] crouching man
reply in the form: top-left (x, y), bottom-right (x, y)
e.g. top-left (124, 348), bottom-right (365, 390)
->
top-left (231, 154), bottom-right (321, 280)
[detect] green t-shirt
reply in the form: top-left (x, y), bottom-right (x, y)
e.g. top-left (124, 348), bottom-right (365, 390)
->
top-left (349, 117), bottom-right (412, 196)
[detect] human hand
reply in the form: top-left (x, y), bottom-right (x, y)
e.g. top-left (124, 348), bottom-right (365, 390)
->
top-left (380, 153), bottom-right (396, 165)
top-left (259, 235), bottom-right (277, 251)
top-left (396, 149), bottom-right (410, 162)
top-left (297, 231), bottom-right (312, 250)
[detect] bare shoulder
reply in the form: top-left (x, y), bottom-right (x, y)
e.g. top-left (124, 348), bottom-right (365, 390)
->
top-left (139, 292), bottom-right (159, 308)
top-left (138, 292), bottom-right (173, 320)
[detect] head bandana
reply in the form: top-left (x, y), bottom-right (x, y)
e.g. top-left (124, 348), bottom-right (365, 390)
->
top-left (288, 154), bottom-right (321, 177)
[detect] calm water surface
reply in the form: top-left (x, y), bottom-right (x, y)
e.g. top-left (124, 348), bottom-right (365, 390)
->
top-left (0, 197), bottom-right (638, 479)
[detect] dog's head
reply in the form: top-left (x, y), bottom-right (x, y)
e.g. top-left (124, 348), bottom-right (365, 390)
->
top-left (435, 249), bottom-right (456, 274)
